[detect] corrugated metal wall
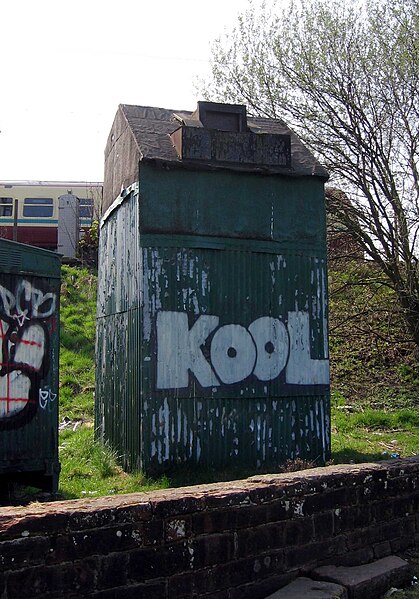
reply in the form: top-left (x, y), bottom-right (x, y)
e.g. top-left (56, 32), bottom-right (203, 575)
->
top-left (96, 178), bottom-right (330, 474)
top-left (0, 240), bottom-right (60, 490)
top-left (96, 186), bottom-right (141, 470)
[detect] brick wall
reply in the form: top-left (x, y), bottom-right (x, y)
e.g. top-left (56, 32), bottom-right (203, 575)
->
top-left (0, 458), bottom-right (418, 599)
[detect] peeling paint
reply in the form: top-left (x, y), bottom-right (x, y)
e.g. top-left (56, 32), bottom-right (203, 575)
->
top-left (97, 188), bottom-right (330, 472)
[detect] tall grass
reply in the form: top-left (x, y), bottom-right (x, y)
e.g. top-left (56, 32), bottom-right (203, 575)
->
top-left (60, 265), bottom-right (96, 420)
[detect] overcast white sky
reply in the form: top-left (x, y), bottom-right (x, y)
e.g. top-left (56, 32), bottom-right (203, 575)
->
top-left (0, 0), bottom-right (253, 182)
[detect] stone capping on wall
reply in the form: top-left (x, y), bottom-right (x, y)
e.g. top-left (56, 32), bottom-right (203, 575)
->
top-left (0, 458), bottom-right (418, 599)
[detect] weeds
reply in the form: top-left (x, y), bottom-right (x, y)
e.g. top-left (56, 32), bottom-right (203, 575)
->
top-left (59, 426), bottom-right (169, 499)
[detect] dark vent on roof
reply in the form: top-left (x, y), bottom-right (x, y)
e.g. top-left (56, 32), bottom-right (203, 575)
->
top-left (193, 102), bottom-right (248, 132)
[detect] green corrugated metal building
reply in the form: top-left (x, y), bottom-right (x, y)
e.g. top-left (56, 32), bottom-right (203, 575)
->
top-left (0, 238), bottom-right (60, 491)
top-left (96, 101), bottom-right (330, 474)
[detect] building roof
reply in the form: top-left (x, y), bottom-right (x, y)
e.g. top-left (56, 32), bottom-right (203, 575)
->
top-left (119, 103), bottom-right (329, 179)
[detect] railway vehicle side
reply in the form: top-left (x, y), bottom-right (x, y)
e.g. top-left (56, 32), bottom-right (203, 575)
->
top-left (0, 181), bottom-right (103, 250)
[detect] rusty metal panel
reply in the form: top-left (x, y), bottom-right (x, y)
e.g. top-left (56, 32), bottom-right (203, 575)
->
top-left (0, 239), bottom-right (60, 491)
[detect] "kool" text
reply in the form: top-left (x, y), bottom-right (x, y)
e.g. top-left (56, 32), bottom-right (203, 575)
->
top-left (156, 310), bottom-right (329, 389)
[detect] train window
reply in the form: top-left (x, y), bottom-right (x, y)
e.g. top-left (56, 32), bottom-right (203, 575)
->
top-left (79, 198), bottom-right (94, 219)
top-left (23, 198), bottom-right (54, 217)
top-left (0, 197), bottom-right (13, 217)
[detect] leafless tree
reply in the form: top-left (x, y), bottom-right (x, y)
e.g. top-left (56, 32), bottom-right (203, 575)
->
top-left (201, 0), bottom-right (419, 345)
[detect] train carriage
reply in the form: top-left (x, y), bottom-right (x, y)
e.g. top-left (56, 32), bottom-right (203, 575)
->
top-left (0, 181), bottom-right (103, 251)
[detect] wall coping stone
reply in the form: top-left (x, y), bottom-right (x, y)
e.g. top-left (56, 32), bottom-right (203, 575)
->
top-left (1, 457), bottom-right (418, 529)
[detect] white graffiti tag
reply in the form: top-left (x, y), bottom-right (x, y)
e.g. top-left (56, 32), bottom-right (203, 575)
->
top-left (0, 370), bottom-right (31, 419)
top-left (39, 388), bottom-right (57, 410)
top-left (0, 280), bottom-right (56, 324)
top-left (156, 310), bottom-right (329, 390)
top-left (0, 280), bottom-right (57, 427)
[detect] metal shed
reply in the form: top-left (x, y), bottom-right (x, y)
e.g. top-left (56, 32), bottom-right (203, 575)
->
top-left (96, 101), bottom-right (330, 474)
top-left (0, 238), bottom-right (60, 491)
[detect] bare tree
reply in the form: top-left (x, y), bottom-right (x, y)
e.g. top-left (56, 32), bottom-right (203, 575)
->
top-left (201, 0), bottom-right (419, 345)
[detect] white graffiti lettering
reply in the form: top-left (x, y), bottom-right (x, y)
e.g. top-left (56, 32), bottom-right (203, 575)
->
top-left (156, 311), bottom-right (219, 389)
top-left (39, 388), bottom-right (57, 410)
top-left (0, 371), bottom-right (31, 419)
top-left (0, 279), bottom-right (57, 427)
top-left (156, 310), bottom-right (329, 389)
top-left (286, 311), bottom-right (330, 385)
top-left (210, 324), bottom-right (256, 384)
top-left (0, 280), bottom-right (56, 323)
top-left (248, 317), bottom-right (289, 382)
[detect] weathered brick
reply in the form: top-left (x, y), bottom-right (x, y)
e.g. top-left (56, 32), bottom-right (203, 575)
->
top-left (235, 504), bottom-right (270, 529)
top-left (333, 505), bottom-right (371, 533)
top-left (97, 552), bottom-right (129, 589)
top-left (204, 490), bottom-right (252, 510)
top-left (390, 534), bottom-right (416, 553)
top-left (284, 518), bottom-right (314, 546)
top-left (191, 533), bottom-right (235, 568)
top-left (193, 563), bottom-right (243, 595)
top-left (112, 503), bottom-right (153, 524)
top-left (46, 523), bottom-right (150, 564)
top-left (392, 493), bottom-right (418, 518)
top-left (248, 484), bottom-right (281, 504)
top-left (68, 508), bottom-right (118, 532)
top-left (0, 512), bottom-right (69, 540)
top-left (200, 590), bottom-right (230, 599)
top-left (128, 542), bottom-right (192, 582)
top-left (6, 559), bottom-right (98, 597)
top-left (384, 475), bottom-right (413, 495)
top-left (373, 540), bottom-right (392, 559)
top-left (142, 519), bottom-right (164, 545)
top-left (167, 571), bottom-right (195, 598)
top-left (0, 535), bottom-right (50, 570)
top-left (370, 499), bottom-right (395, 522)
top-left (346, 526), bottom-right (382, 550)
top-left (192, 509), bottom-right (236, 535)
top-left (265, 500), bottom-right (293, 522)
top-left (337, 546), bottom-right (374, 566)
top-left (165, 515), bottom-right (192, 542)
top-left (236, 523), bottom-right (286, 558)
top-left (251, 552), bottom-right (287, 581)
top-left (285, 537), bottom-right (346, 569)
top-left (151, 495), bottom-right (205, 518)
top-left (0, 458), bottom-right (418, 598)
top-left (379, 518), bottom-right (414, 543)
top-left (313, 511), bottom-right (334, 540)
top-left (90, 580), bottom-right (167, 598)
top-left (303, 486), bottom-right (357, 516)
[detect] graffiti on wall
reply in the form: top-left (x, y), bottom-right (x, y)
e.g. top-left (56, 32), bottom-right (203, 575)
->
top-left (0, 279), bottom-right (57, 430)
top-left (156, 310), bottom-right (329, 390)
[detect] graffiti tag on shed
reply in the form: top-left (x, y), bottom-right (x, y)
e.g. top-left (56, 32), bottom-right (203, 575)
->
top-left (0, 280), bottom-right (57, 429)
